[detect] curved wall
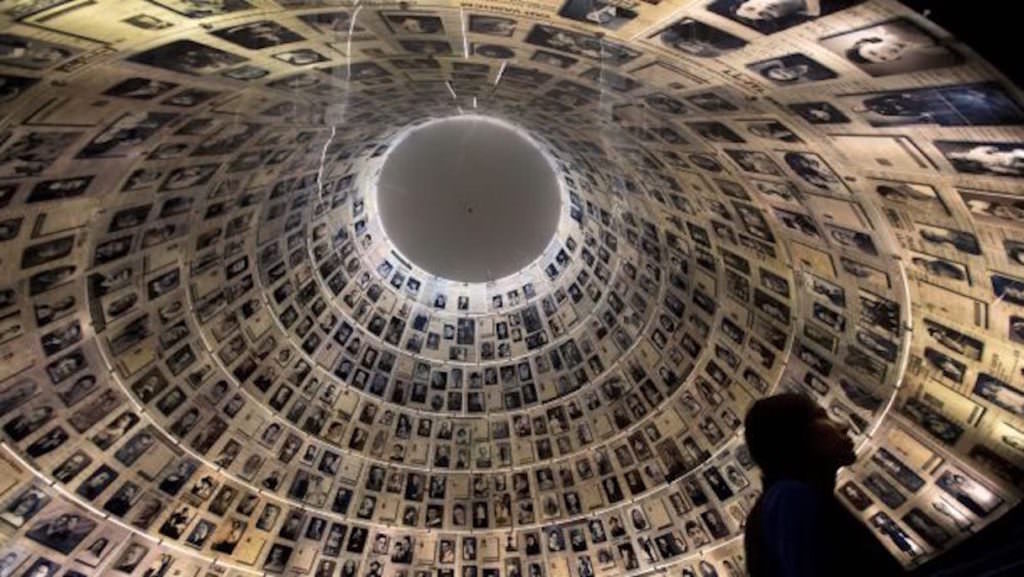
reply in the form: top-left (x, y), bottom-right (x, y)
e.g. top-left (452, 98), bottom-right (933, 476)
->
top-left (0, 1), bottom-right (1021, 576)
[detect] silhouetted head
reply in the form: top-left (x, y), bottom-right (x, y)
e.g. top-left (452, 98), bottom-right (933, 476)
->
top-left (744, 393), bottom-right (856, 486)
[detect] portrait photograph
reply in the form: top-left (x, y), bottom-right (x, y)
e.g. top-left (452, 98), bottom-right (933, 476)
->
top-left (525, 25), bottom-right (640, 66)
top-left (12, 557), bottom-right (58, 577)
top-left (212, 20), bottom-right (304, 49)
top-left (707, 0), bottom-right (865, 34)
top-left (25, 509), bottom-right (98, 554)
top-left (787, 101), bottom-right (850, 124)
top-left (841, 82), bottom-right (1024, 127)
top-left (650, 18), bottom-right (747, 58)
top-left (273, 48), bottom-right (329, 66)
top-left (3, 0), bottom-right (77, 19)
top-left (149, 0), bottom-right (252, 18)
top-left (299, 11), bottom-right (359, 34)
top-left (558, 0), bottom-right (637, 31)
top-left (102, 77), bottom-right (177, 100)
top-left (935, 141), bottom-right (1024, 178)
top-left (747, 53), bottom-right (838, 86)
top-left (128, 40), bottom-right (246, 76)
top-left (935, 469), bottom-right (1003, 517)
top-left (0, 485), bottom-right (50, 529)
top-left (469, 15), bottom-right (517, 37)
top-left (820, 17), bottom-right (963, 76)
top-left (0, 73), bottom-right (37, 104)
top-left (0, 131), bottom-right (82, 179)
top-left (0, 33), bottom-right (77, 70)
top-left (398, 40), bottom-right (452, 56)
top-left (473, 44), bottom-right (515, 60)
top-left (77, 112), bottom-right (178, 158)
top-left (382, 13), bottom-right (445, 35)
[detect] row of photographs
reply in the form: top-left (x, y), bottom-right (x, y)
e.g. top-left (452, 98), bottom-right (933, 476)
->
top-left (0, 346), bottom-right (1013, 574)
top-left (2, 59), bottom-right (1015, 473)
top-left (0, 73), bottom-right (1007, 473)
top-left (0, 453), bottom-right (753, 577)
top-left (4, 144), bottom-right (1015, 573)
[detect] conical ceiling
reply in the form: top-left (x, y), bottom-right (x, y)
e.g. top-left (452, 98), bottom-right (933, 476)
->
top-left (0, 1), bottom-right (1021, 576)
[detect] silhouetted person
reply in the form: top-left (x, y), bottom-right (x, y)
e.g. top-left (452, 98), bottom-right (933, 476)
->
top-left (744, 393), bottom-right (904, 577)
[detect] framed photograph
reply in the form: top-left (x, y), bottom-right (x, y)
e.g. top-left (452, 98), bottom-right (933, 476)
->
top-left (959, 188), bottom-right (1024, 226)
top-left (558, 0), bottom-right (637, 31)
top-left (840, 82), bottom-right (1024, 127)
top-left (649, 18), bottom-right (747, 58)
top-left (525, 25), bottom-right (639, 66)
top-left (129, 40), bottom-right (245, 75)
top-left (788, 101), bottom-right (850, 124)
top-left (399, 39), bottom-right (451, 55)
top-left (747, 53), bottom-right (838, 86)
top-left (0, 73), bottom-right (37, 104)
top-left (381, 12), bottom-right (445, 35)
top-left (922, 319), bottom-right (983, 361)
top-left (973, 373), bottom-right (1024, 416)
top-left (212, 20), bottom-right (303, 49)
top-left (0, 34), bottom-right (77, 69)
top-left (474, 44), bottom-right (515, 59)
top-left (0, 484), bottom-right (50, 529)
top-left (725, 149), bottom-right (783, 176)
top-left (273, 49), bottom-right (329, 66)
top-left (148, 0), bottom-right (252, 18)
top-left (4, 0), bottom-right (78, 19)
top-left (102, 77), bottom-right (177, 100)
top-left (935, 469), bottom-right (1003, 517)
top-left (469, 15), bottom-right (517, 37)
top-left (992, 273), bottom-right (1024, 306)
top-left (707, 0), bottom-right (865, 34)
top-left (78, 112), bottom-right (178, 158)
top-left (741, 120), bottom-right (802, 143)
top-left (820, 17), bottom-right (963, 77)
top-left (26, 508), bottom-right (98, 554)
top-left (936, 141), bottom-right (1024, 178)
top-left (298, 11), bottom-right (361, 34)
top-left (783, 151), bottom-right (847, 193)
top-left (0, 131), bottom-right (82, 178)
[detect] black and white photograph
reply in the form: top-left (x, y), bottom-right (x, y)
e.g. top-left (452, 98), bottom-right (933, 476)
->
top-left (788, 101), bottom-right (850, 124)
top-left (149, 0), bottom-right (252, 18)
top-left (0, 34), bottom-right (77, 69)
top-left (0, 485), bottom-right (50, 529)
top-left (841, 82), bottom-right (1024, 127)
top-left (398, 40), bottom-right (452, 56)
top-left (382, 13), bottom-right (446, 35)
top-left (558, 0), bottom-right (637, 31)
top-left (650, 18), bottom-right (747, 58)
top-left (469, 15), bottom-right (518, 37)
top-left (77, 112), bottom-right (177, 158)
top-left (525, 25), bottom-right (640, 66)
top-left (820, 18), bottom-right (964, 76)
top-left (935, 141), bottom-right (1024, 178)
top-left (212, 20), bottom-right (305, 49)
top-left (747, 53), bottom-right (838, 85)
top-left (25, 510), bottom-right (97, 554)
top-left (0, 132), bottom-right (82, 179)
top-left (707, 0), bottom-right (865, 34)
top-left (129, 40), bottom-right (246, 76)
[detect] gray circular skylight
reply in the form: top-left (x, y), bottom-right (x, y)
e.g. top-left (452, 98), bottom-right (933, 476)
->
top-left (375, 116), bottom-right (563, 283)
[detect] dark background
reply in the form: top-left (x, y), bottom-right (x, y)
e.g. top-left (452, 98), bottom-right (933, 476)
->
top-left (898, 1), bottom-right (1021, 86)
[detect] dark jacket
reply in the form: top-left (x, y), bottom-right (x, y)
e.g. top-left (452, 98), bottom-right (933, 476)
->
top-left (745, 480), bottom-right (904, 577)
